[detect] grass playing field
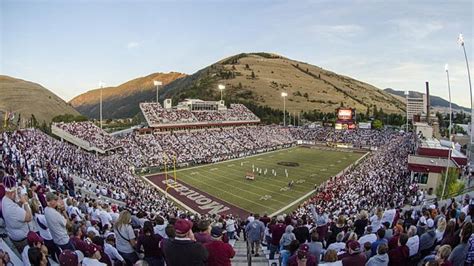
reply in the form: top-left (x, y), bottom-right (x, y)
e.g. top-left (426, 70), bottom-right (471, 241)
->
top-left (171, 146), bottom-right (366, 215)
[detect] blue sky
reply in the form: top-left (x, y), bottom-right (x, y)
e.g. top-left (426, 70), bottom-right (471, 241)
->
top-left (1, 0), bottom-right (473, 107)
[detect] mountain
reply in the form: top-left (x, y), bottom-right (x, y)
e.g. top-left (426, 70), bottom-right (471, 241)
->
top-left (70, 72), bottom-right (187, 119)
top-left (0, 75), bottom-right (80, 123)
top-left (384, 88), bottom-right (470, 113)
top-left (71, 53), bottom-right (405, 119)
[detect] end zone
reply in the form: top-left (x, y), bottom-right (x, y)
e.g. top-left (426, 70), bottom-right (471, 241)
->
top-left (145, 174), bottom-right (250, 218)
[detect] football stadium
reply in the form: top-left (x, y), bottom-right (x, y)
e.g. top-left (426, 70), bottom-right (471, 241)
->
top-left (1, 2), bottom-right (473, 266)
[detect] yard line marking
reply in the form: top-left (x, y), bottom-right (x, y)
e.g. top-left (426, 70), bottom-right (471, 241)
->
top-left (185, 173), bottom-right (280, 210)
top-left (210, 168), bottom-right (219, 171)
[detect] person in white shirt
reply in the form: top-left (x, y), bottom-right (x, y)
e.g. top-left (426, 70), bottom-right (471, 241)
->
top-left (103, 233), bottom-right (125, 265)
top-left (406, 225), bottom-right (419, 257)
top-left (98, 204), bottom-right (112, 230)
top-left (82, 244), bottom-right (106, 266)
top-left (358, 226), bottom-right (377, 245)
top-left (381, 202), bottom-right (396, 227)
top-left (327, 232), bottom-right (346, 253)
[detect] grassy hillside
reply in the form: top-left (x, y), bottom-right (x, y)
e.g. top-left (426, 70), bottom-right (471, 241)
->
top-left (160, 53), bottom-right (405, 115)
top-left (70, 72), bottom-right (186, 119)
top-left (0, 75), bottom-right (80, 123)
top-left (71, 53), bottom-right (405, 120)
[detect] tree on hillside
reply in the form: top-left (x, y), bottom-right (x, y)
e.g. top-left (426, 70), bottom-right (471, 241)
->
top-left (372, 119), bottom-right (383, 129)
top-left (251, 71), bottom-right (256, 79)
top-left (245, 64), bottom-right (250, 69)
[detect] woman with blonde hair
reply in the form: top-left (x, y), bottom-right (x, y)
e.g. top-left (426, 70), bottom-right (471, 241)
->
top-left (370, 207), bottom-right (384, 231)
top-left (354, 210), bottom-right (369, 237)
top-left (435, 217), bottom-right (447, 243)
top-left (114, 210), bottom-right (138, 266)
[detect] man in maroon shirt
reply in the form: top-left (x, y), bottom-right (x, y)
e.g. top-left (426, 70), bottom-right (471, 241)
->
top-left (388, 233), bottom-right (409, 266)
top-left (269, 215), bottom-right (286, 260)
top-left (341, 241), bottom-right (366, 266)
top-left (195, 220), bottom-right (213, 244)
top-left (259, 213), bottom-right (271, 227)
top-left (204, 226), bottom-right (235, 266)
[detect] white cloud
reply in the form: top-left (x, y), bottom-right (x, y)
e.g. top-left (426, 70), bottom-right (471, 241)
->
top-left (310, 24), bottom-right (364, 38)
top-left (389, 19), bottom-right (443, 40)
top-left (127, 41), bottom-right (140, 49)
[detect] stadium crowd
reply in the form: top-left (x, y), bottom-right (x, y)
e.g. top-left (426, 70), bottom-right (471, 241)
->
top-left (2, 121), bottom-right (474, 265)
top-left (140, 103), bottom-right (259, 126)
top-left (54, 122), bottom-right (119, 151)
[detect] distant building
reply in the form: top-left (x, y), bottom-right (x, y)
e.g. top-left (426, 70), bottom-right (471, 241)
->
top-left (406, 94), bottom-right (427, 121)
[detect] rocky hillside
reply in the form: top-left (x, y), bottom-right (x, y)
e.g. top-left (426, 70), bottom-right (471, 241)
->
top-left (0, 75), bottom-right (80, 123)
top-left (70, 72), bottom-right (186, 119)
top-left (72, 53), bottom-right (405, 119)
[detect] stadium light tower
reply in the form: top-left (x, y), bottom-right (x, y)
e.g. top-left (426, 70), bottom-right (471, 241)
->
top-left (99, 81), bottom-right (105, 129)
top-left (218, 84), bottom-right (225, 101)
top-left (154, 80), bottom-right (162, 104)
top-left (405, 90), bottom-right (409, 132)
top-left (458, 33), bottom-right (473, 163)
top-left (442, 64), bottom-right (453, 200)
top-left (281, 92), bottom-right (288, 126)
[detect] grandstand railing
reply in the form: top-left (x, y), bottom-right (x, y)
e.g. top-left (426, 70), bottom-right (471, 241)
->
top-left (246, 237), bottom-right (252, 266)
top-left (423, 185), bottom-right (474, 205)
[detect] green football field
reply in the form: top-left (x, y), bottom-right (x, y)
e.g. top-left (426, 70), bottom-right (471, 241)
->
top-left (173, 146), bottom-right (366, 215)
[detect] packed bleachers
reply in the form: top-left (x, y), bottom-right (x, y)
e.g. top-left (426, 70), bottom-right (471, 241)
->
top-left (54, 121), bottom-right (120, 151)
top-left (139, 102), bottom-right (259, 127)
top-left (2, 124), bottom-right (473, 265)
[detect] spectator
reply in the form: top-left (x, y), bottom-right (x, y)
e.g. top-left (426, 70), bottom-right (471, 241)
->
top-left (44, 192), bottom-right (74, 252)
top-left (28, 247), bottom-right (48, 266)
top-left (323, 249), bottom-right (341, 265)
top-left (280, 225), bottom-right (296, 251)
top-left (22, 231), bottom-right (46, 266)
top-left (341, 241), bottom-right (366, 266)
top-left (406, 225), bottom-right (419, 257)
top-left (306, 230), bottom-right (323, 264)
top-left (103, 233), bottom-right (125, 266)
top-left (293, 219), bottom-right (310, 244)
top-left (114, 210), bottom-right (138, 266)
top-left (59, 249), bottom-right (80, 266)
top-left (288, 244), bottom-right (317, 266)
top-left (245, 214), bottom-right (265, 257)
top-left (388, 233), bottom-right (409, 266)
top-left (204, 226), bottom-right (235, 266)
top-left (269, 215), bottom-right (286, 260)
top-left (354, 210), bottom-right (369, 238)
top-left (82, 243), bottom-right (106, 266)
top-left (328, 232), bottom-right (346, 253)
top-left (358, 226), bottom-right (376, 246)
top-left (161, 218), bottom-right (208, 265)
top-left (136, 221), bottom-right (164, 266)
top-left (448, 222), bottom-right (472, 266)
top-left (436, 244), bottom-right (453, 266)
top-left (366, 243), bottom-right (389, 266)
top-left (419, 218), bottom-right (437, 257)
top-left (2, 175), bottom-right (32, 253)
top-left (371, 228), bottom-right (388, 257)
top-left (194, 220), bottom-right (212, 245)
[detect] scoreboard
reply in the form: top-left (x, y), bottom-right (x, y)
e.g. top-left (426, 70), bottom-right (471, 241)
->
top-left (335, 108), bottom-right (356, 130)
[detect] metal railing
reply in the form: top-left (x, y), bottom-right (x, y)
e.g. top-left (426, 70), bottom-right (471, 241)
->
top-left (246, 234), bottom-right (252, 266)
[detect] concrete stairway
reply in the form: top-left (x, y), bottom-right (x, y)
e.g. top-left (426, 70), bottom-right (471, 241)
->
top-left (230, 239), bottom-right (278, 266)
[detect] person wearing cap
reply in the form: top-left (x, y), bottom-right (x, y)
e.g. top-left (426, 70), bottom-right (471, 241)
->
top-left (288, 244), bottom-right (317, 266)
top-left (245, 214), bottom-right (265, 257)
top-left (44, 192), bottom-right (74, 252)
top-left (2, 175), bottom-right (33, 253)
top-left (59, 249), bottom-right (81, 266)
top-left (104, 232), bottom-right (125, 266)
top-left (419, 218), bottom-right (437, 257)
top-left (387, 233), bottom-right (409, 265)
top-left (448, 222), bottom-right (472, 266)
top-left (341, 241), bottom-right (366, 266)
top-left (161, 218), bottom-right (208, 266)
top-left (114, 210), bottom-right (139, 266)
top-left (22, 231), bottom-right (46, 266)
top-left (204, 226), bottom-right (235, 266)
top-left (82, 243), bottom-right (106, 266)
